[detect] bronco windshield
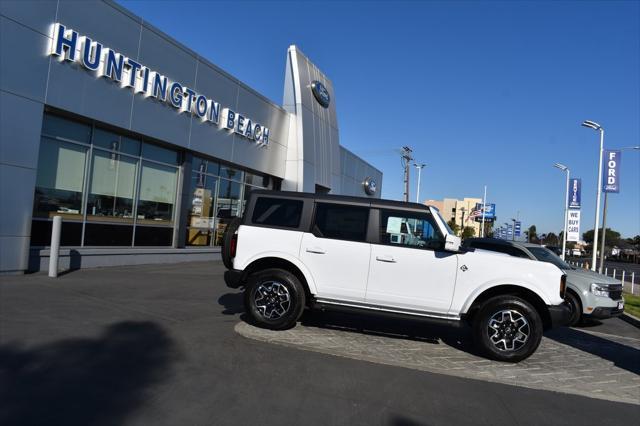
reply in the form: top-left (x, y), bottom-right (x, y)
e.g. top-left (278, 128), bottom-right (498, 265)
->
top-left (528, 246), bottom-right (574, 270)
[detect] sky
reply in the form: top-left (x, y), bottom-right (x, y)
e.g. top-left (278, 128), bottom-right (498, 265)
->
top-left (118, 0), bottom-right (640, 238)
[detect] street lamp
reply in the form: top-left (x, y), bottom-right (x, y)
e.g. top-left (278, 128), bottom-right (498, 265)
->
top-left (582, 119), bottom-right (604, 271)
top-left (554, 163), bottom-right (570, 260)
top-left (413, 163), bottom-right (426, 203)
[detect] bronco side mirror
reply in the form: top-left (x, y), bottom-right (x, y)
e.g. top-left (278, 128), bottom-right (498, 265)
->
top-left (444, 234), bottom-right (461, 252)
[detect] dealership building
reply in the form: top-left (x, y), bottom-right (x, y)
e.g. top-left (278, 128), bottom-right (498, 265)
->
top-left (0, 0), bottom-right (382, 274)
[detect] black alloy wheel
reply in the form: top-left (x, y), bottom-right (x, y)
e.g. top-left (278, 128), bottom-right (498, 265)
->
top-left (244, 268), bottom-right (306, 330)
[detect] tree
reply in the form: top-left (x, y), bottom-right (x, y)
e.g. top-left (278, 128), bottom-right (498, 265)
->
top-left (461, 226), bottom-right (476, 239)
top-left (545, 232), bottom-right (559, 246)
top-left (483, 221), bottom-right (494, 238)
top-left (447, 218), bottom-right (460, 236)
top-left (558, 232), bottom-right (576, 250)
top-left (626, 235), bottom-right (640, 248)
top-left (582, 228), bottom-right (621, 246)
top-left (527, 225), bottom-right (538, 243)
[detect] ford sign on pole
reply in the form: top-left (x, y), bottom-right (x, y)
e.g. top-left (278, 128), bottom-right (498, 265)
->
top-left (603, 150), bottom-right (621, 193)
top-left (568, 178), bottom-right (581, 209)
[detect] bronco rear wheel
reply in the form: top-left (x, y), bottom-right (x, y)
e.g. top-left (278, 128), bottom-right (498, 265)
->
top-left (244, 268), bottom-right (306, 330)
top-left (472, 295), bottom-right (543, 362)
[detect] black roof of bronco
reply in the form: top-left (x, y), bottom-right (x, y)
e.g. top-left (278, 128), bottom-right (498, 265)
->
top-left (247, 190), bottom-right (433, 213)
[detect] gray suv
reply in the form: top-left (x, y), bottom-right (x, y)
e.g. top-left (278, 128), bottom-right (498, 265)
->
top-left (463, 238), bottom-right (624, 326)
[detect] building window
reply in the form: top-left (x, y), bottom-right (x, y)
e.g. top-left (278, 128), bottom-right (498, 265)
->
top-left (214, 179), bottom-right (242, 245)
top-left (136, 161), bottom-right (178, 225)
top-left (31, 113), bottom-right (179, 248)
top-left (185, 172), bottom-right (217, 246)
top-left (184, 157), bottom-right (269, 247)
top-left (31, 113), bottom-right (271, 249)
top-left (219, 164), bottom-right (243, 182)
top-left (87, 149), bottom-right (138, 221)
top-left (42, 114), bottom-right (91, 143)
top-left (33, 138), bottom-right (88, 220)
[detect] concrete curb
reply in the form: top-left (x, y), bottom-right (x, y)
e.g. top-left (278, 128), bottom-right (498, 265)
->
top-left (620, 312), bottom-right (640, 328)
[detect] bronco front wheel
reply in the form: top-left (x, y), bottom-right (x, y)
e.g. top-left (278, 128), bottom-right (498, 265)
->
top-left (472, 295), bottom-right (543, 362)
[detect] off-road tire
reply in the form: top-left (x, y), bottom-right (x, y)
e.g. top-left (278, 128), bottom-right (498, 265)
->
top-left (244, 268), bottom-right (306, 330)
top-left (472, 295), bottom-right (543, 363)
top-left (221, 217), bottom-right (242, 270)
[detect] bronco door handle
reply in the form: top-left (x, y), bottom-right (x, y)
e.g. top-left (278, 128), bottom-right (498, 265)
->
top-left (306, 247), bottom-right (326, 254)
top-left (376, 255), bottom-right (396, 263)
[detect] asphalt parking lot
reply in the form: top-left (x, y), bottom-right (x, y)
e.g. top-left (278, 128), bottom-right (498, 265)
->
top-left (1, 261), bottom-right (639, 425)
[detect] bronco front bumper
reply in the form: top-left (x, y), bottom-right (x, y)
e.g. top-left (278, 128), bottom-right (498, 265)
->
top-left (548, 302), bottom-right (572, 328)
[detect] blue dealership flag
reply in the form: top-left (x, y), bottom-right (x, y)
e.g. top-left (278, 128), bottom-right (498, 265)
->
top-left (602, 150), bottom-right (621, 193)
top-left (568, 178), bottom-right (581, 209)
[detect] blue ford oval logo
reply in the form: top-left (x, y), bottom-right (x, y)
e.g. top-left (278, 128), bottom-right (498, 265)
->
top-left (311, 80), bottom-right (330, 108)
top-left (363, 177), bottom-right (377, 196)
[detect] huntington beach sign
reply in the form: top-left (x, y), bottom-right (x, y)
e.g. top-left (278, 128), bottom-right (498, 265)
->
top-left (49, 23), bottom-right (270, 146)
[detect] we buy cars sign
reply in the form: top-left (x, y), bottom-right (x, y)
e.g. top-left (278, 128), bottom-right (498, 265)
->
top-left (567, 210), bottom-right (581, 242)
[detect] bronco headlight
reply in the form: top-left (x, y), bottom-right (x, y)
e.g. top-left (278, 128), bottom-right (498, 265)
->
top-left (590, 283), bottom-right (609, 297)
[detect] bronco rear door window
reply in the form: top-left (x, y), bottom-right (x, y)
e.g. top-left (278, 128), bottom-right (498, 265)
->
top-left (312, 203), bottom-right (369, 242)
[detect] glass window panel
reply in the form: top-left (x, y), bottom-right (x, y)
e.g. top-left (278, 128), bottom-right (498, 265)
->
top-left (86, 150), bottom-right (137, 221)
top-left (93, 128), bottom-right (140, 156)
top-left (379, 210), bottom-right (444, 250)
top-left (313, 203), bottom-right (369, 242)
top-left (134, 226), bottom-right (173, 246)
top-left (84, 223), bottom-right (133, 246)
top-left (219, 164), bottom-right (243, 182)
top-left (136, 161), bottom-right (178, 224)
top-left (244, 172), bottom-right (267, 187)
top-left (30, 220), bottom-right (82, 246)
top-left (186, 172), bottom-right (217, 246)
top-left (187, 173), bottom-right (216, 225)
top-left (251, 197), bottom-right (303, 228)
top-left (33, 138), bottom-right (87, 219)
top-left (216, 179), bottom-right (241, 219)
top-left (142, 142), bottom-right (179, 165)
top-left (41, 114), bottom-right (91, 143)
top-left (192, 156), bottom-right (219, 176)
top-left (186, 228), bottom-right (214, 246)
top-left (214, 179), bottom-right (241, 246)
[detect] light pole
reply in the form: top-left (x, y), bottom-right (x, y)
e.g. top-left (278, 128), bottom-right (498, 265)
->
top-left (459, 207), bottom-right (466, 237)
top-left (413, 163), bottom-right (426, 203)
top-left (582, 120), bottom-right (604, 271)
top-left (598, 146), bottom-right (639, 273)
top-left (554, 163), bottom-right (570, 260)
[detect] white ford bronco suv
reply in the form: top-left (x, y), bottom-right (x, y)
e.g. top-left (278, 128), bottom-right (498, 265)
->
top-left (223, 191), bottom-right (570, 362)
